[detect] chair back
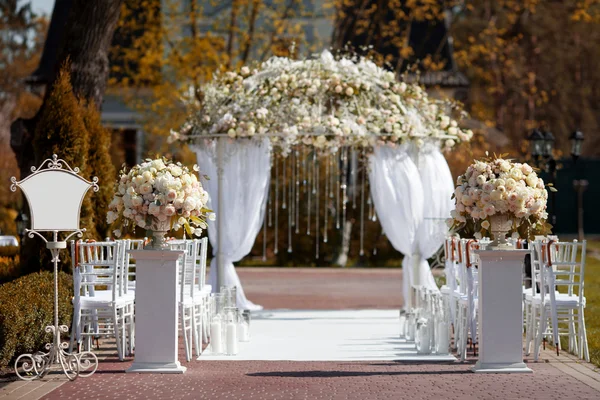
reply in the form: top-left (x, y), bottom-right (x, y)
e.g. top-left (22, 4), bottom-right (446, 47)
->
top-left (72, 240), bottom-right (126, 301)
top-left (543, 240), bottom-right (586, 302)
top-left (195, 237), bottom-right (208, 291)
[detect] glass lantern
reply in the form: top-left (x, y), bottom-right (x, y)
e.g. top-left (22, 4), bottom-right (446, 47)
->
top-left (570, 130), bottom-right (584, 160)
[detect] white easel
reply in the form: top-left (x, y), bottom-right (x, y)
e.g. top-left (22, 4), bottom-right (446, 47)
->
top-left (10, 154), bottom-right (99, 381)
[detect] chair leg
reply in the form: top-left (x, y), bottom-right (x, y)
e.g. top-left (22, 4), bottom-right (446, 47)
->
top-left (113, 308), bottom-right (124, 361)
top-left (524, 302), bottom-right (532, 356)
top-left (69, 305), bottom-right (81, 354)
top-left (181, 305), bottom-right (191, 362)
top-left (578, 307), bottom-right (590, 362)
top-left (533, 305), bottom-right (546, 361)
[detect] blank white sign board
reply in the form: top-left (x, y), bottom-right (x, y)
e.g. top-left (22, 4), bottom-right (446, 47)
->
top-left (19, 169), bottom-right (93, 231)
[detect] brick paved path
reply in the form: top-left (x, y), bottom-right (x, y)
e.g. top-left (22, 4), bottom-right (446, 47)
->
top-left (32, 268), bottom-right (600, 400)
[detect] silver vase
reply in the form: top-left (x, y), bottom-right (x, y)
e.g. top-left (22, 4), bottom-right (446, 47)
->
top-left (489, 214), bottom-right (513, 249)
top-left (146, 220), bottom-right (171, 250)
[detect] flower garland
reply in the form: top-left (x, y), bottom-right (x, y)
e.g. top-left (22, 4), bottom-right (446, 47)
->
top-left (107, 157), bottom-right (215, 238)
top-left (171, 50), bottom-right (473, 154)
top-left (448, 155), bottom-right (553, 239)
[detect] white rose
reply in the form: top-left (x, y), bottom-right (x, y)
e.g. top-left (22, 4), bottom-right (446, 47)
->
top-left (526, 174), bottom-right (538, 188)
top-left (194, 228), bottom-right (203, 237)
top-left (113, 229), bottom-right (122, 238)
top-left (440, 116), bottom-right (450, 129)
top-left (448, 127), bottom-right (458, 136)
top-left (345, 87), bottom-right (354, 96)
top-left (170, 166), bottom-right (182, 177)
top-left (131, 196), bottom-right (143, 207)
top-left (184, 197), bottom-right (196, 211)
top-left (208, 213), bottom-right (216, 221)
top-left (481, 220), bottom-right (490, 230)
top-left (152, 159), bottom-right (166, 171)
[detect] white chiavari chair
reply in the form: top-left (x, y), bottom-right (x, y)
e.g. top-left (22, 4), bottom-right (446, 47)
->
top-left (532, 240), bottom-right (589, 361)
top-left (169, 239), bottom-right (205, 361)
top-left (457, 239), bottom-right (479, 362)
top-left (524, 238), bottom-right (545, 356)
top-left (440, 237), bottom-right (457, 352)
top-left (194, 237), bottom-right (210, 348)
top-left (69, 240), bottom-right (134, 361)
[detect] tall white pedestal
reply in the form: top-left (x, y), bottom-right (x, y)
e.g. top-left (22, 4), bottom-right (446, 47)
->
top-left (126, 250), bottom-right (186, 374)
top-left (472, 249), bottom-right (532, 373)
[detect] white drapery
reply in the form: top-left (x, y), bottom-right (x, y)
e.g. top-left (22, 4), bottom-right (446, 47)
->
top-left (368, 144), bottom-right (424, 305)
top-left (194, 138), bottom-right (271, 311)
top-left (369, 143), bottom-right (454, 304)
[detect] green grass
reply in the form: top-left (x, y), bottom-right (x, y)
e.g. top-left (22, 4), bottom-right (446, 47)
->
top-left (584, 241), bottom-right (600, 367)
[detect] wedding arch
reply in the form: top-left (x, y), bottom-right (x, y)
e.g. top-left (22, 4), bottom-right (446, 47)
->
top-left (171, 50), bottom-right (473, 310)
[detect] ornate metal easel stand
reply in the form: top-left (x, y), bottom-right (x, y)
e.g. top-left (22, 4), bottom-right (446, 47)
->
top-left (14, 232), bottom-right (98, 381)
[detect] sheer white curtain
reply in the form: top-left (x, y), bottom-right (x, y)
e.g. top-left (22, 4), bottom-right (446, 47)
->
top-left (194, 138), bottom-right (271, 311)
top-left (411, 143), bottom-right (455, 293)
top-left (368, 144), bottom-right (424, 306)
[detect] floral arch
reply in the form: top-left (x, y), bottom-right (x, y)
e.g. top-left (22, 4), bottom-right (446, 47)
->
top-left (172, 50), bottom-right (473, 310)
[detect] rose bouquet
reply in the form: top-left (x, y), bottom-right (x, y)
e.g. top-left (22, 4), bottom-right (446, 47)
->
top-left (107, 157), bottom-right (214, 242)
top-left (448, 155), bottom-right (552, 240)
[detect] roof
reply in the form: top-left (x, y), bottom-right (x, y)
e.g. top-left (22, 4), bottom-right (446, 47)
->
top-left (404, 70), bottom-right (469, 88)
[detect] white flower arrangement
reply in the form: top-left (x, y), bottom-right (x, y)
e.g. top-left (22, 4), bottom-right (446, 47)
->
top-left (107, 158), bottom-right (215, 238)
top-left (448, 155), bottom-right (552, 239)
top-left (171, 50), bottom-right (473, 155)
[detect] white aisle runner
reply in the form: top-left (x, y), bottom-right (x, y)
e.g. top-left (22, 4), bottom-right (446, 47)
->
top-left (200, 309), bottom-right (455, 361)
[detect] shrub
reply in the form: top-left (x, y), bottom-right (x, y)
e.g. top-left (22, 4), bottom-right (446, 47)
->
top-left (0, 255), bottom-right (21, 285)
top-left (0, 246), bottom-right (18, 258)
top-left (27, 64), bottom-right (95, 272)
top-left (0, 271), bottom-right (73, 367)
top-left (82, 102), bottom-right (115, 239)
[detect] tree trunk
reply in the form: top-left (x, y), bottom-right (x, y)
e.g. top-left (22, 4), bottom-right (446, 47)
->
top-left (10, 0), bottom-right (123, 272)
top-left (11, 0), bottom-right (123, 176)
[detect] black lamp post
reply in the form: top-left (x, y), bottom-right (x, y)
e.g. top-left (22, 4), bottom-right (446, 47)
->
top-left (570, 130), bottom-right (585, 161)
top-left (15, 212), bottom-right (28, 243)
top-left (527, 128), bottom-right (545, 160)
top-left (571, 130), bottom-right (587, 240)
top-left (539, 129), bottom-right (558, 226)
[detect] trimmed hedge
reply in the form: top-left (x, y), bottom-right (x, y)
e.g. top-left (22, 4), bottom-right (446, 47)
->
top-left (0, 255), bottom-right (21, 285)
top-left (0, 271), bottom-right (73, 367)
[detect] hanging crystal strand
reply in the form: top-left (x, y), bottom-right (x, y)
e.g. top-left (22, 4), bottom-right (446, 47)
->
top-left (307, 150), bottom-right (312, 235)
top-left (367, 194), bottom-right (372, 221)
top-left (335, 150), bottom-right (341, 229)
top-left (268, 180), bottom-right (273, 227)
top-left (295, 148), bottom-right (300, 233)
top-left (323, 153), bottom-right (329, 244)
top-left (341, 147), bottom-right (349, 233)
top-left (290, 150), bottom-right (295, 227)
top-left (282, 156), bottom-right (287, 209)
top-left (351, 149), bottom-right (358, 210)
top-left (274, 154), bottom-right (279, 255)
top-left (315, 154), bottom-right (320, 259)
top-left (302, 147), bottom-right (308, 195)
top-left (288, 151), bottom-right (293, 253)
top-left (359, 151), bottom-right (366, 257)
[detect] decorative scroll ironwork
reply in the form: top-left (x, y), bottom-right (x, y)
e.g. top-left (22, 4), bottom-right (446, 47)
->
top-left (10, 154), bottom-right (99, 381)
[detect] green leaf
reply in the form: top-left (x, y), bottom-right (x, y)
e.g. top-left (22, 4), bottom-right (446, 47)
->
top-left (548, 186), bottom-right (558, 192)
top-left (184, 222), bottom-right (193, 237)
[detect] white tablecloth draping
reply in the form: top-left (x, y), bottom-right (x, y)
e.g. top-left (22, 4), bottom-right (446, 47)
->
top-left (194, 138), bottom-right (271, 311)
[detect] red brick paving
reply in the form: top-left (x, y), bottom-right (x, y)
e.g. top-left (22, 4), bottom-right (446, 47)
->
top-left (42, 268), bottom-right (600, 400)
